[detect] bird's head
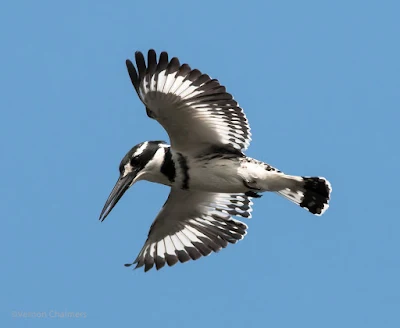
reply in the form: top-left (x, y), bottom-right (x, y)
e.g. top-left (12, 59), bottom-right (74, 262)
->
top-left (99, 140), bottom-right (167, 222)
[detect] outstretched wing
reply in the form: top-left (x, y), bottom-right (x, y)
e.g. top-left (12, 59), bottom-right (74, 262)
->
top-left (126, 49), bottom-right (251, 155)
top-left (125, 189), bottom-right (256, 272)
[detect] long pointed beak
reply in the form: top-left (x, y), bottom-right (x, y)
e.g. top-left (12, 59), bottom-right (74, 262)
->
top-left (99, 173), bottom-right (136, 222)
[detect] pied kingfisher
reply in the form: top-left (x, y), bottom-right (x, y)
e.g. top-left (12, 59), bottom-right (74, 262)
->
top-left (99, 49), bottom-right (332, 272)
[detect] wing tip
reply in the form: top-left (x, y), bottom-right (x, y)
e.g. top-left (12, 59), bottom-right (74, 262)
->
top-left (125, 59), bottom-right (140, 91)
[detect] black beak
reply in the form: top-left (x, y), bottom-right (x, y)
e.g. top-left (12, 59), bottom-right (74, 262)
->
top-left (99, 172), bottom-right (136, 222)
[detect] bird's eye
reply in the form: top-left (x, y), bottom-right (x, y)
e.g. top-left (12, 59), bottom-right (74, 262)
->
top-left (130, 156), bottom-right (138, 166)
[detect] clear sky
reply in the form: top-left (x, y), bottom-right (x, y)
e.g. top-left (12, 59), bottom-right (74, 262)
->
top-left (1, 0), bottom-right (399, 327)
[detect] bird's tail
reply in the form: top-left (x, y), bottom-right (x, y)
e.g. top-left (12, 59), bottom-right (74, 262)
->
top-left (277, 176), bottom-right (332, 215)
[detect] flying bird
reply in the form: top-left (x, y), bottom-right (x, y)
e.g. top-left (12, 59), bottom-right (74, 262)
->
top-left (99, 49), bottom-right (332, 272)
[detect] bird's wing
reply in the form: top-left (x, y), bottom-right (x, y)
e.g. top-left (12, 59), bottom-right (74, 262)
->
top-left (126, 49), bottom-right (251, 155)
top-left (125, 188), bottom-right (257, 272)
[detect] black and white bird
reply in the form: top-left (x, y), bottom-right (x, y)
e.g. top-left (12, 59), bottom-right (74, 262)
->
top-left (99, 49), bottom-right (332, 272)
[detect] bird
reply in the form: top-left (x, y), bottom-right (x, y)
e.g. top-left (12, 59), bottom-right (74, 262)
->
top-left (99, 49), bottom-right (332, 272)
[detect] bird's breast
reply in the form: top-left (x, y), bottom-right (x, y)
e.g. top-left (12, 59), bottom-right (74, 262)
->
top-left (177, 156), bottom-right (247, 193)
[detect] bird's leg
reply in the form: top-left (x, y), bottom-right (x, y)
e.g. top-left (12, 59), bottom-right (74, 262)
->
top-left (243, 179), bottom-right (261, 191)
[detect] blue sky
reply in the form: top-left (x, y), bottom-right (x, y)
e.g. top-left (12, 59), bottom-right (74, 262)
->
top-left (1, 0), bottom-right (399, 327)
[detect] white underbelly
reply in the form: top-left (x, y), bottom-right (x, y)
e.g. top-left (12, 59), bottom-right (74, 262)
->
top-left (186, 160), bottom-right (247, 193)
top-left (172, 155), bottom-right (288, 193)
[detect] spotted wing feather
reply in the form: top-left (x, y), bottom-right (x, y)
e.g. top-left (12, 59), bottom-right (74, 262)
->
top-left (125, 189), bottom-right (255, 272)
top-left (126, 49), bottom-right (252, 155)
